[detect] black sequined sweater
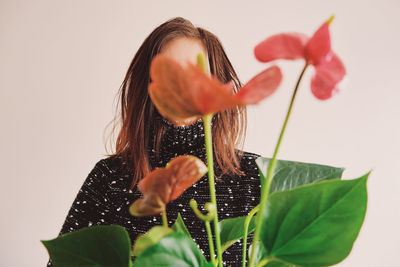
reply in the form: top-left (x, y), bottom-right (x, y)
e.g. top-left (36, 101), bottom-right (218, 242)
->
top-left (47, 118), bottom-right (261, 267)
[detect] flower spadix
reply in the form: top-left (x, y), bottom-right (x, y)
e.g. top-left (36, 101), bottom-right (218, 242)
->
top-left (254, 16), bottom-right (346, 100)
top-left (129, 155), bottom-right (208, 217)
top-left (148, 53), bottom-right (282, 126)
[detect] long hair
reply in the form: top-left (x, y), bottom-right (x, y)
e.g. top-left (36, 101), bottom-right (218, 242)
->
top-left (104, 17), bottom-right (247, 190)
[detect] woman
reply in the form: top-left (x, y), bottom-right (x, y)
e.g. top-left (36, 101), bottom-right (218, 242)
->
top-left (47, 17), bottom-right (261, 267)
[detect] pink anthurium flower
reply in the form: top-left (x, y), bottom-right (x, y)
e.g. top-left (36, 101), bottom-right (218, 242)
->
top-left (129, 155), bottom-right (208, 217)
top-left (254, 16), bottom-right (346, 100)
top-left (148, 54), bottom-right (282, 126)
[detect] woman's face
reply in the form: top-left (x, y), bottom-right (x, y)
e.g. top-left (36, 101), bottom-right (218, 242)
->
top-left (159, 37), bottom-right (209, 126)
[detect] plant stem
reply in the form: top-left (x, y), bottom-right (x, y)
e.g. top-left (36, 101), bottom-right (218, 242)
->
top-left (242, 205), bottom-right (260, 267)
top-left (205, 221), bottom-right (216, 266)
top-left (248, 63), bottom-right (309, 267)
top-left (255, 258), bottom-right (269, 267)
top-left (203, 114), bottom-right (223, 267)
top-left (190, 199), bottom-right (216, 265)
top-left (162, 210), bottom-right (168, 227)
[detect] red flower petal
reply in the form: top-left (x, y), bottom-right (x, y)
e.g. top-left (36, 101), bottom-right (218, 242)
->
top-left (149, 55), bottom-right (201, 124)
top-left (235, 65), bottom-right (282, 104)
top-left (149, 54), bottom-right (283, 125)
top-left (129, 195), bottom-right (166, 217)
top-left (311, 52), bottom-right (346, 100)
top-left (254, 33), bottom-right (308, 62)
top-left (149, 55), bottom-right (239, 125)
top-left (305, 21), bottom-right (332, 66)
top-left (165, 156), bottom-right (208, 201)
top-left (183, 63), bottom-right (240, 115)
top-left (130, 155), bottom-right (207, 217)
top-left (137, 169), bottom-right (171, 204)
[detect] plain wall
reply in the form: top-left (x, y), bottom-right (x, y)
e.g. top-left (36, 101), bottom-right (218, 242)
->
top-left (1, 0), bottom-right (399, 266)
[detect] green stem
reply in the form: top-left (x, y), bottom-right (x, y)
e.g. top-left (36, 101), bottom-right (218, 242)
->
top-left (203, 114), bottom-right (223, 267)
top-left (248, 63), bottom-right (309, 267)
top-left (162, 210), bottom-right (168, 227)
top-left (255, 258), bottom-right (269, 267)
top-left (190, 200), bottom-right (216, 265)
top-left (242, 205), bottom-right (260, 267)
top-left (205, 221), bottom-right (216, 266)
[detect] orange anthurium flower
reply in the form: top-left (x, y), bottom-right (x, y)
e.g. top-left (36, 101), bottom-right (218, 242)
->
top-left (129, 155), bottom-right (208, 217)
top-left (254, 16), bottom-right (346, 100)
top-left (148, 54), bottom-right (282, 126)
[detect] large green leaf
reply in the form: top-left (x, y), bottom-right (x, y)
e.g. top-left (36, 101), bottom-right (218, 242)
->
top-left (172, 213), bottom-right (192, 238)
top-left (133, 232), bottom-right (208, 267)
top-left (41, 225), bottom-right (132, 267)
top-left (265, 261), bottom-right (295, 267)
top-left (260, 172), bottom-right (369, 266)
top-left (133, 226), bottom-right (173, 256)
top-left (249, 242), bottom-right (268, 266)
top-left (249, 242), bottom-right (296, 267)
top-left (256, 157), bottom-right (344, 193)
top-left (219, 215), bottom-right (256, 252)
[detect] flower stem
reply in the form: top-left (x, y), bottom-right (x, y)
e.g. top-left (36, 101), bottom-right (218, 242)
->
top-left (205, 221), bottom-right (216, 266)
top-left (248, 63), bottom-right (309, 267)
top-left (242, 205), bottom-right (260, 267)
top-left (162, 210), bottom-right (168, 227)
top-left (190, 199), bottom-right (216, 265)
top-left (203, 114), bottom-right (223, 267)
top-left (255, 258), bottom-right (269, 267)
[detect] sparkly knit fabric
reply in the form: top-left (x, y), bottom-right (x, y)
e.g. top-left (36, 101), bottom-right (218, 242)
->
top-left (47, 118), bottom-right (261, 267)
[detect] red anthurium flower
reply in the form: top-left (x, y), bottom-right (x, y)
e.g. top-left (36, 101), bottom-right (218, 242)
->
top-left (148, 54), bottom-right (282, 126)
top-left (254, 16), bottom-right (346, 100)
top-left (129, 155), bottom-right (208, 217)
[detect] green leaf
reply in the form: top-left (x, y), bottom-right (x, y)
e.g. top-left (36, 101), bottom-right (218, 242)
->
top-left (249, 242), bottom-right (268, 266)
top-left (265, 262), bottom-right (295, 267)
top-left (134, 232), bottom-right (208, 267)
top-left (260, 172), bottom-right (369, 266)
top-left (219, 215), bottom-right (256, 252)
top-left (249, 242), bottom-right (296, 267)
top-left (133, 226), bottom-right (173, 256)
top-left (41, 225), bottom-right (132, 267)
top-left (256, 157), bottom-right (344, 193)
top-left (172, 213), bottom-right (192, 238)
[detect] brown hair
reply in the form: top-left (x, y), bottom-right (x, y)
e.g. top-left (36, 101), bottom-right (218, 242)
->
top-left (104, 17), bottom-right (247, 190)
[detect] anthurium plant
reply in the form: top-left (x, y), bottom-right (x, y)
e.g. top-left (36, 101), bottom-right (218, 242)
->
top-left (42, 16), bottom-right (369, 267)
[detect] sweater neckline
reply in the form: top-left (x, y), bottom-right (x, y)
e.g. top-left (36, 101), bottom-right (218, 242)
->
top-left (148, 115), bottom-right (207, 168)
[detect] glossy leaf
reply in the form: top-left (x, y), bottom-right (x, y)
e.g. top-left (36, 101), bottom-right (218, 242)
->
top-left (172, 213), bottom-right (192, 238)
top-left (265, 261), bottom-right (296, 267)
top-left (256, 157), bottom-right (344, 193)
top-left (133, 232), bottom-right (208, 267)
top-left (133, 226), bottom-right (173, 256)
top-left (130, 155), bottom-right (207, 217)
top-left (249, 242), bottom-right (268, 266)
top-left (249, 242), bottom-right (295, 267)
top-left (260, 173), bottom-right (369, 266)
top-left (41, 225), bottom-right (132, 267)
top-left (219, 215), bottom-right (256, 252)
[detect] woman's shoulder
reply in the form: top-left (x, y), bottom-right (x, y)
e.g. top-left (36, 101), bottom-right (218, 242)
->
top-left (94, 154), bottom-right (125, 171)
top-left (238, 150), bottom-right (261, 162)
top-left (223, 149), bottom-right (263, 184)
top-left (85, 154), bottom-right (133, 192)
top-left (236, 149), bottom-right (262, 171)
top-left (220, 149), bottom-right (262, 208)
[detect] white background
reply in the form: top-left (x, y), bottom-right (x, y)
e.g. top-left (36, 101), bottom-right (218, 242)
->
top-left (1, 0), bottom-right (399, 266)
